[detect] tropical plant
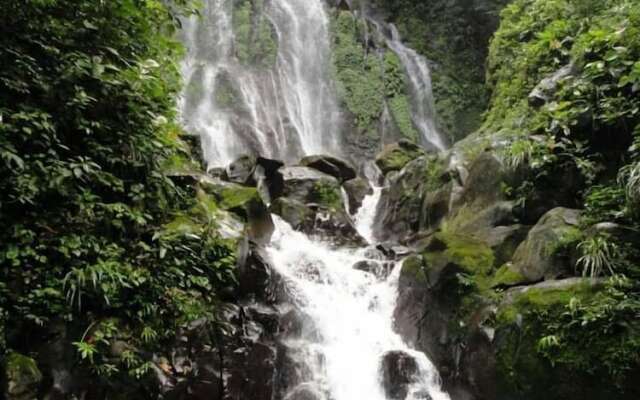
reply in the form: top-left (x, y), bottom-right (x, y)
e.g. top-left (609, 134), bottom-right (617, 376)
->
top-left (577, 235), bottom-right (619, 278)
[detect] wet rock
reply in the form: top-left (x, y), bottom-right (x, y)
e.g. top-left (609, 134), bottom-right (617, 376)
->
top-left (352, 260), bottom-right (394, 278)
top-left (226, 154), bottom-right (258, 185)
top-left (380, 351), bottom-right (419, 400)
top-left (255, 157), bottom-right (285, 202)
top-left (507, 207), bottom-right (582, 284)
top-left (237, 246), bottom-right (272, 300)
top-left (271, 197), bottom-right (314, 230)
top-left (286, 385), bottom-right (323, 400)
top-left (375, 140), bottom-right (426, 175)
top-left (270, 193), bottom-right (365, 247)
top-left (343, 177), bottom-right (373, 214)
top-left (225, 342), bottom-right (276, 400)
top-left (300, 154), bottom-right (357, 182)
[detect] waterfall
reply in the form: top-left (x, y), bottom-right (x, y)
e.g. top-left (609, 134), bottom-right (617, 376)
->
top-left (266, 211), bottom-right (450, 400)
top-left (179, 0), bottom-right (341, 168)
top-left (179, 1), bottom-right (451, 398)
top-left (386, 25), bottom-right (447, 151)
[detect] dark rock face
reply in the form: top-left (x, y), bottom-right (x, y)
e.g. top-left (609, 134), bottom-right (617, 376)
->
top-left (343, 177), bottom-right (373, 214)
top-left (300, 154), bottom-right (357, 182)
top-left (380, 351), bottom-right (419, 400)
top-left (376, 156), bottom-right (452, 242)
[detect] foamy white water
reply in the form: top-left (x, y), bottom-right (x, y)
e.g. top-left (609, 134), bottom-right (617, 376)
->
top-left (265, 210), bottom-right (450, 400)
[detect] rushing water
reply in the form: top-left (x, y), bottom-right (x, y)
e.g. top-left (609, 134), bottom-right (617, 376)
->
top-left (179, 0), bottom-right (341, 167)
top-left (266, 204), bottom-right (450, 400)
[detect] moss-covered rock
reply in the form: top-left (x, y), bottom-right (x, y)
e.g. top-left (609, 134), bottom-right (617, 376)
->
top-left (375, 140), bottom-right (425, 175)
top-left (508, 207), bottom-right (581, 283)
top-left (5, 352), bottom-right (42, 400)
top-left (493, 278), bottom-right (611, 399)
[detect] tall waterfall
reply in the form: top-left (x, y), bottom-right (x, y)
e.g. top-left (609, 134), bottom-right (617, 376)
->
top-left (179, 0), bottom-right (341, 168)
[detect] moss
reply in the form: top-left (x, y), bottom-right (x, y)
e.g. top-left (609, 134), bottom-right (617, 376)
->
top-left (375, 141), bottom-right (424, 174)
top-left (401, 255), bottom-right (427, 284)
top-left (218, 186), bottom-right (260, 210)
top-left (430, 232), bottom-right (495, 276)
top-left (497, 281), bottom-right (596, 325)
top-left (491, 264), bottom-right (528, 288)
top-left (310, 180), bottom-right (342, 210)
top-left (330, 11), bottom-right (421, 141)
top-left (6, 352), bottom-right (42, 387)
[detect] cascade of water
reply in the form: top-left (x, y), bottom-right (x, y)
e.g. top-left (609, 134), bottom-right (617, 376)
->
top-left (179, 0), bottom-right (341, 168)
top-left (266, 212), bottom-right (451, 400)
top-left (365, 16), bottom-right (447, 152)
top-left (386, 24), bottom-right (446, 151)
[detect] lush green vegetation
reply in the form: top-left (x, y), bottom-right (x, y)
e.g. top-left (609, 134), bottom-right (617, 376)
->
top-left (483, 0), bottom-right (640, 391)
top-left (0, 0), bottom-right (236, 395)
top-left (372, 0), bottom-right (510, 141)
top-left (330, 10), bottom-right (419, 141)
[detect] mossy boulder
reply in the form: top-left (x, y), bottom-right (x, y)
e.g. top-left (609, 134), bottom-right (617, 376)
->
top-left (494, 278), bottom-right (607, 399)
top-left (5, 352), bottom-right (42, 400)
top-left (507, 207), bottom-right (581, 284)
top-left (200, 178), bottom-right (274, 244)
top-left (375, 140), bottom-right (425, 175)
top-left (279, 166), bottom-right (343, 209)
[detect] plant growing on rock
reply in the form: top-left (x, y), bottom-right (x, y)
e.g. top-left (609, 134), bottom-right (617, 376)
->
top-left (577, 235), bottom-right (619, 278)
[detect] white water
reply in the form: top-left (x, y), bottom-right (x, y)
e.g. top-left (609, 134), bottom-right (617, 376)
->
top-left (179, 0), bottom-right (341, 168)
top-left (265, 193), bottom-right (450, 399)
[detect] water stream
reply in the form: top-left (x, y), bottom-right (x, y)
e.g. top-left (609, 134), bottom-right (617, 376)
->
top-left (265, 194), bottom-right (450, 400)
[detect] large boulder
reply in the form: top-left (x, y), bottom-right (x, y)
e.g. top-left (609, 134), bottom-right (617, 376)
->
top-left (300, 155), bottom-right (356, 182)
top-left (375, 140), bottom-right (426, 175)
top-left (379, 351), bottom-right (419, 400)
top-left (279, 166), bottom-right (341, 207)
top-left (270, 197), bottom-right (365, 247)
top-left (376, 156), bottom-right (451, 242)
top-left (343, 177), bottom-right (373, 214)
top-left (503, 207), bottom-right (581, 285)
top-left (226, 154), bottom-right (258, 185)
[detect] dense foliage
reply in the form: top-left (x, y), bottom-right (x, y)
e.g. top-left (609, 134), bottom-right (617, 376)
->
top-left (484, 0), bottom-right (640, 390)
top-left (372, 0), bottom-right (510, 141)
top-left (0, 0), bottom-right (236, 395)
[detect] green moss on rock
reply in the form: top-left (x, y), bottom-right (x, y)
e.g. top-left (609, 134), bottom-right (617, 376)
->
top-left (375, 140), bottom-right (425, 174)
